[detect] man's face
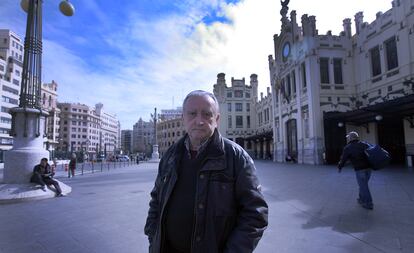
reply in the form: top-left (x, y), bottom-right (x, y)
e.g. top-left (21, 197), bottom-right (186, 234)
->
top-left (183, 95), bottom-right (220, 145)
top-left (40, 160), bottom-right (47, 167)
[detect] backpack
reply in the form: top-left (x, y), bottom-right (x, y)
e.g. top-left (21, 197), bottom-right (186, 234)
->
top-left (364, 144), bottom-right (391, 170)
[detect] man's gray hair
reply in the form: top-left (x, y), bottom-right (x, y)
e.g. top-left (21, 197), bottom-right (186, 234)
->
top-left (182, 90), bottom-right (220, 114)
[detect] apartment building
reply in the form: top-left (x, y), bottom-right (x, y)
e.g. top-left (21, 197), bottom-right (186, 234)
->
top-left (157, 117), bottom-right (185, 157)
top-left (0, 29), bottom-right (23, 161)
top-left (57, 103), bottom-right (101, 159)
top-left (121, 129), bottom-right (133, 154)
top-left (95, 103), bottom-right (120, 156)
top-left (132, 118), bottom-right (154, 157)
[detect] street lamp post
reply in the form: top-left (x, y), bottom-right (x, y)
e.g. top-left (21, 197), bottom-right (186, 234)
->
top-left (149, 108), bottom-right (160, 162)
top-left (3, 0), bottom-right (74, 183)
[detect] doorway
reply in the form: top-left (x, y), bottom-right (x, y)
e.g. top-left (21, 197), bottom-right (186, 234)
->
top-left (286, 119), bottom-right (298, 161)
top-left (377, 118), bottom-right (406, 164)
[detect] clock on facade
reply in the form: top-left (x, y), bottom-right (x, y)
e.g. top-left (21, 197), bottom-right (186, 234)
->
top-left (282, 42), bottom-right (290, 60)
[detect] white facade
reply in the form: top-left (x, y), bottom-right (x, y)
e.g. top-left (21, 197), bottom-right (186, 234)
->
top-left (0, 29), bottom-right (23, 160)
top-left (269, 0), bottom-right (414, 165)
top-left (95, 103), bottom-right (120, 155)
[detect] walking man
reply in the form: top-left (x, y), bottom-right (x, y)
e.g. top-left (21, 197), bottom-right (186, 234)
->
top-left (338, 131), bottom-right (373, 210)
top-left (68, 153), bottom-right (76, 178)
top-left (145, 90), bottom-right (268, 253)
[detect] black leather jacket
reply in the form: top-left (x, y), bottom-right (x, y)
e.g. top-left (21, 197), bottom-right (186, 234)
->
top-left (338, 140), bottom-right (371, 171)
top-left (144, 130), bottom-right (268, 253)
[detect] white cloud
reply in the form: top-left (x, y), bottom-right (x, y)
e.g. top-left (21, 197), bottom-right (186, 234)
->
top-left (2, 0), bottom-right (392, 129)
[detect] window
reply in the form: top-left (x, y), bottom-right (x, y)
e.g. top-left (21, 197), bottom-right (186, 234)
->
top-left (0, 65), bottom-right (4, 71)
top-left (227, 92), bottom-right (232, 98)
top-left (319, 57), bottom-right (330, 83)
top-left (2, 96), bottom-right (18, 105)
top-left (370, 46), bottom-right (382, 77)
top-left (0, 137), bottom-right (13, 145)
top-left (0, 117), bottom-right (11, 124)
top-left (385, 37), bottom-right (398, 71)
top-left (245, 92), bottom-right (251, 98)
top-left (333, 58), bottom-right (343, 84)
top-left (247, 116), bottom-right (250, 128)
top-left (227, 103), bottom-right (232, 112)
top-left (1, 106), bottom-right (9, 113)
top-left (227, 115), bottom-right (232, 128)
top-left (236, 116), bottom-right (243, 128)
top-left (0, 128), bottom-right (10, 134)
top-left (2, 86), bottom-right (18, 95)
top-left (246, 103), bottom-right (250, 112)
top-left (234, 90), bottom-right (243, 98)
top-left (235, 103), bottom-right (243, 112)
top-left (291, 71), bottom-right (296, 94)
top-left (14, 70), bottom-right (20, 76)
top-left (286, 74), bottom-right (291, 97)
top-left (12, 79), bottom-right (20, 86)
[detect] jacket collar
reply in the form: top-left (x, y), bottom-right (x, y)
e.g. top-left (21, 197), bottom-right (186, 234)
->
top-left (166, 129), bottom-right (226, 171)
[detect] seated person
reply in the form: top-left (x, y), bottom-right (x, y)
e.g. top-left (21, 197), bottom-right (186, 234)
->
top-left (30, 158), bottom-right (64, 197)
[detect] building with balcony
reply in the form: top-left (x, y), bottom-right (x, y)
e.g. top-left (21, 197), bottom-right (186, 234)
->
top-left (41, 80), bottom-right (60, 157)
top-left (57, 103), bottom-right (101, 159)
top-left (95, 103), bottom-right (120, 156)
top-left (157, 117), bottom-right (185, 157)
top-left (0, 29), bottom-right (23, 161)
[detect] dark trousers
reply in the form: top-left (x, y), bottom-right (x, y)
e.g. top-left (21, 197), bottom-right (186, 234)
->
top-left (31, 174), bottom-right (62, 194)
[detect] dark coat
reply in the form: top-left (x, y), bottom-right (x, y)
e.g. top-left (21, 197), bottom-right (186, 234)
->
top-left (338, 140), bottom-right (371, 171)
top-left (144, 130), bottom-right (268, 253)
top-left (69, 158), bottom-right (76, 170)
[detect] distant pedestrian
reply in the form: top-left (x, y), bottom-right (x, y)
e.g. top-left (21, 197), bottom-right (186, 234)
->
top-left (338, 131), bottom-right (373, 210)
top-left (69, 153), bottom-right (76, 178)
top-left (30, 158), bottom-right (64, 197)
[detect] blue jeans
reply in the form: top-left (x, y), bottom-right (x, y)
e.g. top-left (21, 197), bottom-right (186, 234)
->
top-left (355, 169), bottom-right (373, 206)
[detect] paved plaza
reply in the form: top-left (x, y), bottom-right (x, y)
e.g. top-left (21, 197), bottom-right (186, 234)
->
top-left (0, 161), bottom-right (413, 253)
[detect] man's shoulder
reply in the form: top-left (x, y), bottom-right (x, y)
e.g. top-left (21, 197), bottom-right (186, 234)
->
top-left (222, 137), bottom-right (253, 163)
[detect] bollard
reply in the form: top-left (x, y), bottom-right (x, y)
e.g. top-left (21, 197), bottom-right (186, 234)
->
top-left (107, 161), bottom-right (110, 171)
top-left (81, 163), bottom-right (84, 175)
top-left (92, 161), bottom-right (94, 173)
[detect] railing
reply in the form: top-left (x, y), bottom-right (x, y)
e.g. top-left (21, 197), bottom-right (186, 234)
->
top-left (52, 160), bottom-right (139, 178)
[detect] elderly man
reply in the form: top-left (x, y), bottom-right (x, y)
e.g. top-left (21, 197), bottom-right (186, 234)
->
top-left (145, 90), bottom-right (268, 253)
top-left (338, 131), bottom-right (373, 210)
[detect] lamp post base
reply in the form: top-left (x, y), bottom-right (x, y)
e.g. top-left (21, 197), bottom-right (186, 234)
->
top-left (148, 144), bottom-right (160, 163)
top-left (0, 180), bottom-right (72, 204)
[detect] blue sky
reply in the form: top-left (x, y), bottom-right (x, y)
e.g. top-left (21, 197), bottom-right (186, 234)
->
top-left (0, 0), bottom-right (392, 129)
